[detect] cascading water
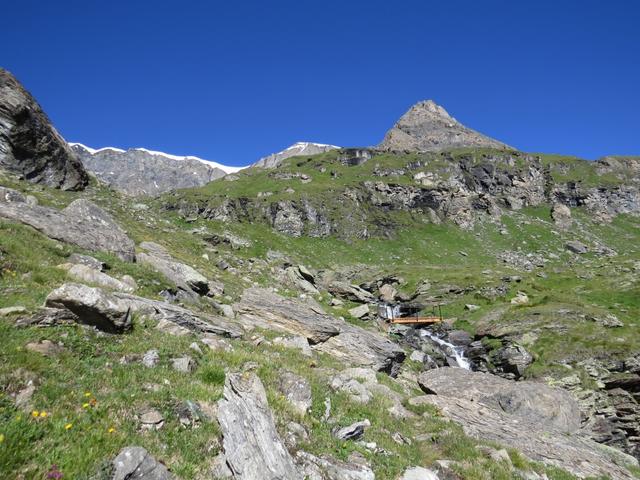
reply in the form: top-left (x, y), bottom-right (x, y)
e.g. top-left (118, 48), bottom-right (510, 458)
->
top-left (419, 329), bottom-right (471, 370)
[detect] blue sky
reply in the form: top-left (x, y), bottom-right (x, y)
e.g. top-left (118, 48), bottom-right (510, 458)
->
top-left (2, 0), bottom-right (638, 166)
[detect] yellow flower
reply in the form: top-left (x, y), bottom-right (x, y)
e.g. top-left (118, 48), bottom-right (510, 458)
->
top-left (64, 423), bottom-right (73, 430)
top-left (84, 392), bottom-right (92, 398)
top-left (82, 403), bottom-right (90, 409)
top-left (39, 411), bottom-right (48, 418)
top-left (0, 433), bottom-right (4, 443)
top-left (16, 415), bottom-right (22, 421)
top-left (31, 410), bottom-right (39, 418)
top-left (107, 427), bottom-right (116, 433)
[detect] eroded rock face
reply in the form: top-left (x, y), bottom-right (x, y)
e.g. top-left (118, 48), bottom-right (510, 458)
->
top-left (0, 190), bottom-right (135, 261)
top-left (217, 372), bottom-right (300, 479)
top-left (379, 100), bottom-right (510, 152)
top-left (418, 368), bottom-right (637, 479)
top-left (0, 69), bottom-right (88, 190)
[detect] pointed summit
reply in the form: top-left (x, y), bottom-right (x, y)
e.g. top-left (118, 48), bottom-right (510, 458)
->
top-left (379, 100), bottom-right (511, 152)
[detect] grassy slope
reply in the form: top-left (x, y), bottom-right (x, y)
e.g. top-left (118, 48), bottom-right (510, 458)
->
top-left (1, 154), bottom-right (638, 479)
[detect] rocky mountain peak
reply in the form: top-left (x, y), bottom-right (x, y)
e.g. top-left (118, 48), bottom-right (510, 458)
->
top-left (379, 99), bottom-right (511, 152)
top-left (0, 68), bottom-right (88, 190)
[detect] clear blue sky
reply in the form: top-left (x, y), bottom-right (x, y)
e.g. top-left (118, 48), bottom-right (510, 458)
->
top-left (2, 0), bottom-right (638, 166)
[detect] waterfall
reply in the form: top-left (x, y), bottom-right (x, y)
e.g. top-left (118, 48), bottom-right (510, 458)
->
top-left (419, 329), bottom-right (471, 370)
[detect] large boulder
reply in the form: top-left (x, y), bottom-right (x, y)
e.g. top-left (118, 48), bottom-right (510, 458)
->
top-left (217, 372), bottom-right (300, 479)
top-left (0, 69), bottom-right (88, 190)
top-left (45, 283), bottom-right (132, 333)
top-left (295, 450), bottom-right (375, 480)
top-left (314, 323), bottom-right (406, 375)
top-left (234, 288), bottom-right (340, 343)
top-left (45, 283), bottom-right (242, 337)
top-left (327, 281), bottom-right (374, 303)
top-left (65, 264), bottom-right (134, 293)
top-left (137, 242), bottom-right (209, 297)
top-left (417, 368), bottom-right (637, 479)
top-left (0, 190), bottom-right (135, 261)
top-left (112, 446), bottom-right (174, 480)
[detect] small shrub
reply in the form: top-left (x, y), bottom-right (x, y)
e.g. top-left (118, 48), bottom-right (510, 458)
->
top-left (199, 365), bottom-right (225, 385)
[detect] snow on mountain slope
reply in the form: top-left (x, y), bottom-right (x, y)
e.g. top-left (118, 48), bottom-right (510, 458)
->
top-left (252, 142), bottom-right (340, 168)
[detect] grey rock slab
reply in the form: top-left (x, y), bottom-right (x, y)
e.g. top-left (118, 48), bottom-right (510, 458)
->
top-left (217, 372), bottom-right (300, 479)
top-left (327, 281), bottom-right (374, 303)
top-left (171, 356), bottom-right (195, 373)
top-left (418, 367), bottom-right (580, 433)
top-left (0, 193), bottom-right (135, 261)
top-left (45, 283), bottom-right (133, 333)
top-left (0, 306), bottom-right (26, 316)
top-left (142, 349), bottom-right (160, 368)
top-left (138, 242), bottom-right (209, 296)
top-left (314, 323), bottom-right (406, 374)
top-left (276, 370), bottom-right (312, 415)
top-left (400, 466), bottom-right (440, 480)
top-left (0, 69), bottom-right (88, 190)
top-left (112, 446), bottom-right (174, 480)
top-left (67, 264), bottom-right (134, 293)
top-left (418, 368), bottom-right (637, 479)
top-left (566, 240), bottom-right (588, 254)
top-left (295, 450), bottom-right (375, 480)
top-left (333, 420), bottom-right (370, 441)
top-left (234, 287), bottom-right (340, 343)
top-left (68, 253), bottom-right (106, 271)
top-left (348, 304), bottom-right (370, 319)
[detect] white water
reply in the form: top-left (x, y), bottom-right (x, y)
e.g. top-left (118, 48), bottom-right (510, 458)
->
top-left (420, 330), bottom-right (471, 370)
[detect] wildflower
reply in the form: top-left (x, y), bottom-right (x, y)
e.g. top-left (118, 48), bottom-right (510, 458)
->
top-left (46, 464), bottom-right (63, 480)
top-left (84, 392), bottom-right (91, 398)
top-left (107, 426), bottom-right (116, 433)
top-left (0, 433), bottom-right (4, 443)
top-left (31, 410), bottom-right (39, 418)
top-left (39, 411), bottom-right (48, 418)
top-left (82, 403), bottom-right (90, 409)
top-left (64, 423), bottom-right (73, 430)
top-left (89, 398), bottom-right (97, 407)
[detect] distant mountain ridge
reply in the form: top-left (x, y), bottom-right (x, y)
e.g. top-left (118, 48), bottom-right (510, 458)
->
top-left (252, 142), bottom-right (340, 168)
top-left (70, 143), bottom-right (245, 196)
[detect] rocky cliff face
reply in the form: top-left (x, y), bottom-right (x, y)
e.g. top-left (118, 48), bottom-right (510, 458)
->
top-left (252, 142), bottom-right (339, 168)
top-left (169, 150), bottom-right (640, 239)
top-left (379, 100), bottom-right (511, 152)
top-left (71, 144), bottom-right (235, 196)
top-left (0, 69), bottom-right (88, 190)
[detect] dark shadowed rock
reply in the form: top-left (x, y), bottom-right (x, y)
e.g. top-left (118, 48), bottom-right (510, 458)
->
top-left (0, 69), bottom-right (88, 190)
top-left (112, 446), bottom-right (174, 480)
top-left (379, 100), bottom-right (510, 152)
top-left (0, 190), bottom-right (135, 261)
top-left (217, 372), bottom-right (300, 479)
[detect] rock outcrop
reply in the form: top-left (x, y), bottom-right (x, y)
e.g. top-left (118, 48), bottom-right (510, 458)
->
top-left (217, 372), bottom-right (300, 479)
top-left (234, 288), bottom-right (405, 373)
top-left (44, 283), bottom-right (242, 337)
top-left (0, 69), bottom-right (88, 190)
top-left (0, 188), bottom-right (135, 261)
top-left (70, 143), bottom-right (233, 196)
top-left (418, 368), bottom-right (637, 479)
top-left (379, 100), bottom-right (510, 152)
top-left (137, 242), bottom-right (210, 298)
